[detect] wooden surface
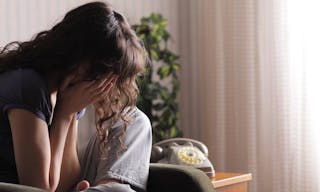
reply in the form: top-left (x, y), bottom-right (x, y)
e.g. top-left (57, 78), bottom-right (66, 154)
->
top-left (211, 172), bottom-right (252, 192)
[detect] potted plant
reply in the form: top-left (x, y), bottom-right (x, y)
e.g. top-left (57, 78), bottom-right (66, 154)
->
top-left (132, 13), bottom-right (182, 143)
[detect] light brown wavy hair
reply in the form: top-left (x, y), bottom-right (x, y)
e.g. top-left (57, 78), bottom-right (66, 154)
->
top-left (0, 2), bottom-right (147, 156)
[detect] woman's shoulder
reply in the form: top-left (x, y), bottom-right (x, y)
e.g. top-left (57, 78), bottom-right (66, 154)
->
top-left (131, 107), bottom-right (151, 124)
top-left (126, 107), bottom-right (152, 136)
top-left (125, 107), bottom-right (151, 129)
top-left (110, 107), bottom-right (151, 133)
top-left (0, 68), bottom-right (46, 87)
top-left (0, 68), bottom-right (51, 123)
top-left (11, 68), bottom-right (48, 98)
top-left (0, 68), bottom-right (48, 97)
top-left (19, 68), bottom-right (46, 85)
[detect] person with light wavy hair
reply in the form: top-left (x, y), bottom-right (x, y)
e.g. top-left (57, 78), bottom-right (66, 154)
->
top-left (0, 2), bottom-right (151, 192)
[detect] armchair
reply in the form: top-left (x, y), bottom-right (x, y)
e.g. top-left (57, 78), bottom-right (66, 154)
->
top-left (148, 163), bottom-right (215, 192)
top-left (0, 164), bottom-right (215, 192)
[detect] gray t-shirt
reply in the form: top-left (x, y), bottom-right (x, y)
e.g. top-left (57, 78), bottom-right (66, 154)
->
top-left (78, 108), bottom-right (152, 192)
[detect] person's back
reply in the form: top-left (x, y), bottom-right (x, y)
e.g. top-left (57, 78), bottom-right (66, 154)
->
top-left (76, 107), bottom-right (151, 192)
top-left (0, 68), bottom-right (51, 183)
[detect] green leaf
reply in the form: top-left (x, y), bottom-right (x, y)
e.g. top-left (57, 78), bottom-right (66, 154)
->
top-left (169, 126), bottom-right (178, 138)
top-left (154, 103), bottom-right (164, 110)
top-left (159, 88), bottom-right (169, 100)
top-left (171, 63), bottom-right (180, 72)
top-left (158, 65), bottom-right (170, 79)
top-left (150, 49), bottom-right (159, 60)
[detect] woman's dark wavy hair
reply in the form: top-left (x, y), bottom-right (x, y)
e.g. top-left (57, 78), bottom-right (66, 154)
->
top-left (0, 1), bottom-right (147, 156)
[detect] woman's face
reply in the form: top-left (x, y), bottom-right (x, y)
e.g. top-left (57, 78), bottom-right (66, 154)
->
top-left (70, 63), bottom-right (92, 85)
top-left (69, 62), bottom-right (98, 84)
top-left (68, 62), bottom-right (117, 88)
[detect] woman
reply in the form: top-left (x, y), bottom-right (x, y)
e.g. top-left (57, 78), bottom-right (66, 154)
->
top-left (0, 2), bottom-right (151, 192)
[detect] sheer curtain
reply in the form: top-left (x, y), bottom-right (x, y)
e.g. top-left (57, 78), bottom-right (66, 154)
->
top-left (178, 0), bottom-right (320, 191)
top-left (286, 0), bottom-right (320, 191)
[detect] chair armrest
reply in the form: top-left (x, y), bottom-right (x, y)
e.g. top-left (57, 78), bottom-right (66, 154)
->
top-left (0, 164), bottom-right (215, 192)
top-left (0, 182), bottom-right (46, 192)
top-left (147, 163), bottom-right (215, 192)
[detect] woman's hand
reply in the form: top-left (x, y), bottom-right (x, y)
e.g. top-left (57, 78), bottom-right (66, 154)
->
top-left (55, 73), bottom-right (117, 117)
top-left (76, 180), bottom-right (90, 192)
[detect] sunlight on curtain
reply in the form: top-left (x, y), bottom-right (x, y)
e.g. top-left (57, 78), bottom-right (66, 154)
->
top-left (287, 0), bottom-right (320, 190)
top-left (178, 0), bottom-right (320, 191)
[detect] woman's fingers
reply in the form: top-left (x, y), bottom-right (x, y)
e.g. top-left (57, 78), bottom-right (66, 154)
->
top-left (91, 80), bottom-right (115, 103)
top-left (84, 73), bottom-right (108, 88)
top-left (63, 73), bottom-right (117, 107)
top-left (60, 73), bottom-right (77, 91)
top-left (76, 180), bottom-right (90, 192)
top-left (56, 73), bottom-right (117, 115)
top-left (90, 74), bottom-right (117, 94)
top-left (99, 76), bottom-right (117, 93)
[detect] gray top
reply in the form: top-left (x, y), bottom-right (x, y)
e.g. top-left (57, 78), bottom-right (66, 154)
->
top-left (77, 107), bottom-right (152, 192)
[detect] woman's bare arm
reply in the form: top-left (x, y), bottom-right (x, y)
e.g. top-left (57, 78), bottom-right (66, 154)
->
top-left (56, 115), bottom-right (81, 192)
top-left (55, 73), bottom-right (116, 191)
top-left (8, 108), bottom-right (73, 192)
top-left (8, 74), bottom-right (115, 191)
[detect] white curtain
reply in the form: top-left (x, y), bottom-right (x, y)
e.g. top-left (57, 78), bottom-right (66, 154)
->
top-left (286, 0), bottom-right (320, 191)
top-left (178, 0), bottom-right (320, 191)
